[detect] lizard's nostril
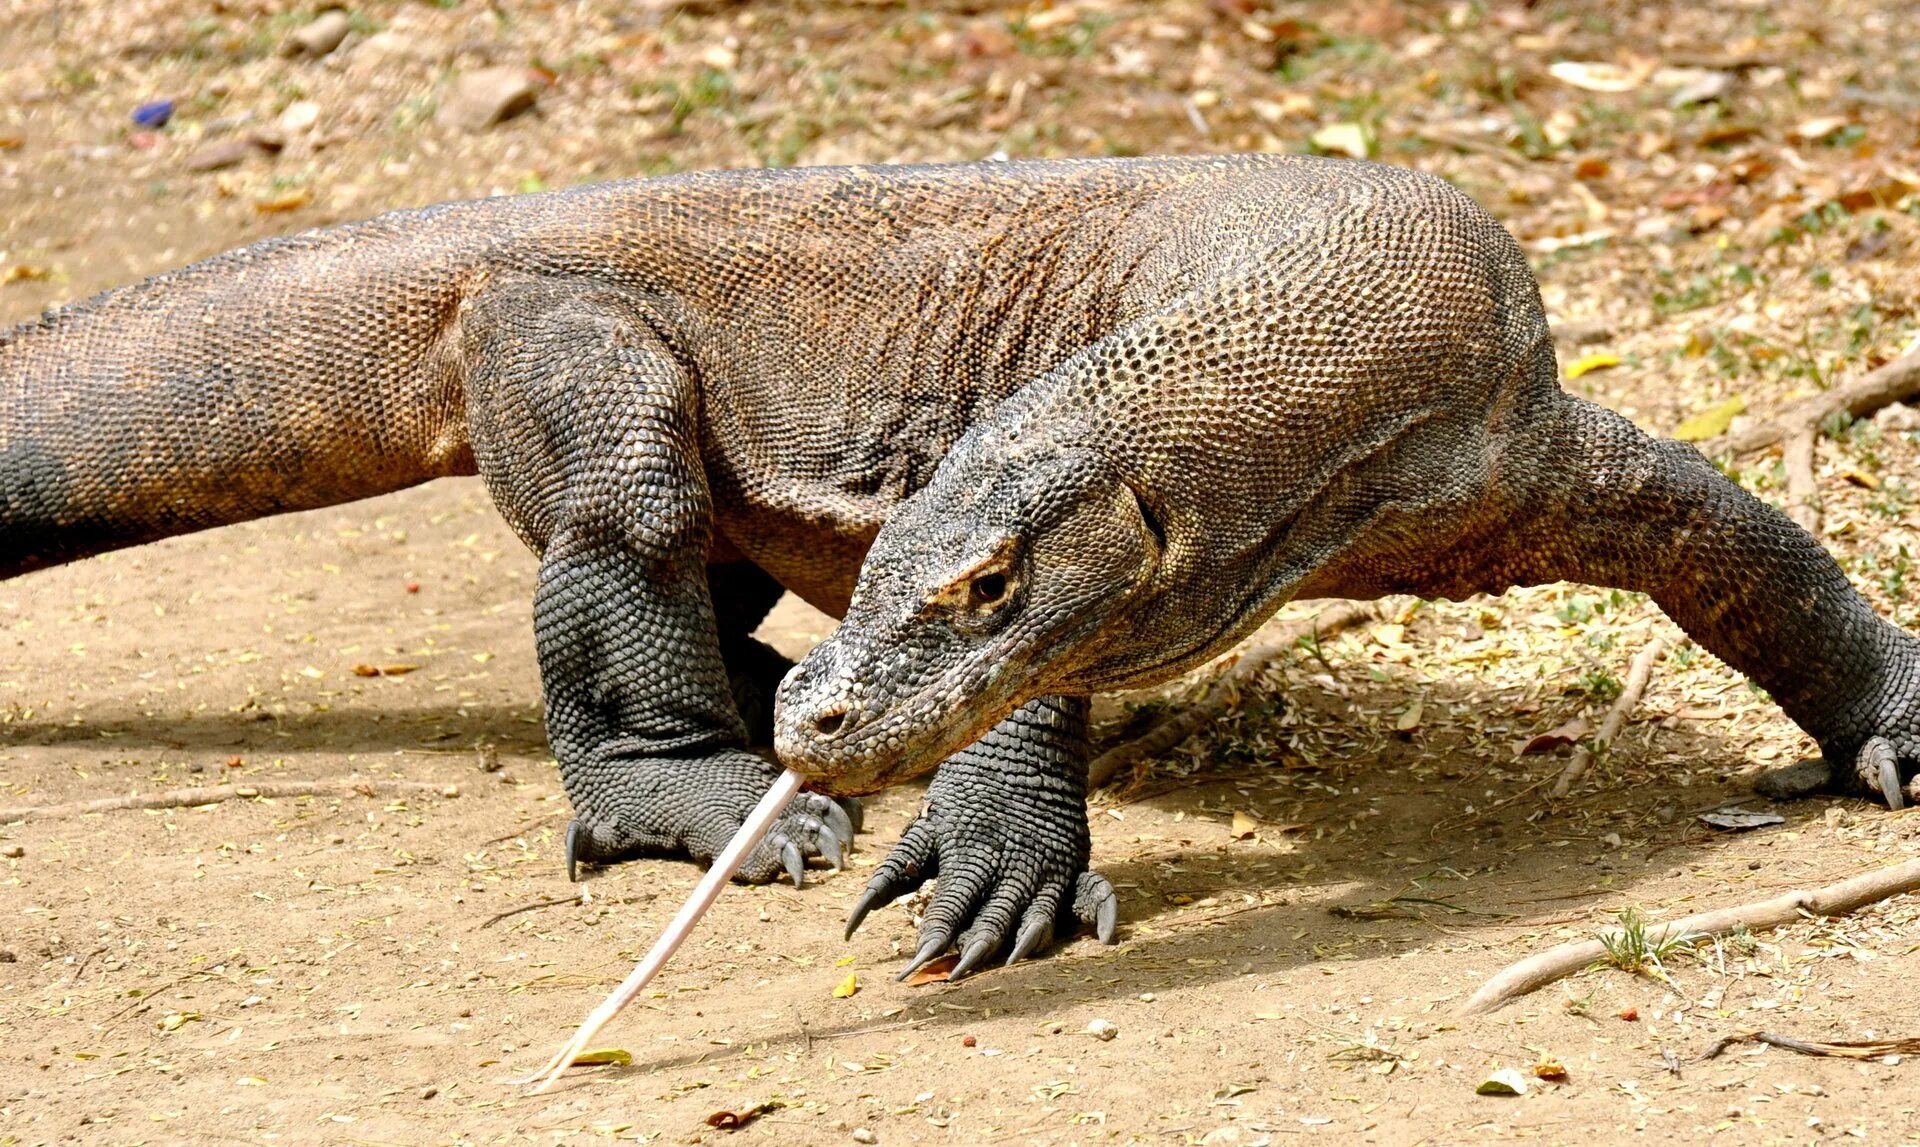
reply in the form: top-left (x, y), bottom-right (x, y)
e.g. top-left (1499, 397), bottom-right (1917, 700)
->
top-left (814, 708), bottom-right (848, 737)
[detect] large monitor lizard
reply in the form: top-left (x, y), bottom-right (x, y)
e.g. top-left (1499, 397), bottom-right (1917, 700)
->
top-left (5, 156), bottom-right (1912, 983)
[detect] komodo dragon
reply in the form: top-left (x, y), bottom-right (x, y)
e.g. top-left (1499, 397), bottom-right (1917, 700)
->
top-left (5, 156), bottom-right (1915, 982)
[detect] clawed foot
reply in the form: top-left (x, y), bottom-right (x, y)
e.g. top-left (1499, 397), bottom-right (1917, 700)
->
top-left (563, 751), bottom-right (860, 885)
top-left (1756, 735), bottom-right (1920, 810)
top-left (845, 801), bottom-right (1118, 981)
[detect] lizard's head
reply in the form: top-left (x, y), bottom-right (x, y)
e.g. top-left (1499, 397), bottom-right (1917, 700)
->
top-left (774, 416), bottom-right (1165, 794)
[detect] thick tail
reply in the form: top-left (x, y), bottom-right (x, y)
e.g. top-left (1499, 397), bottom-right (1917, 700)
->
top-left (0, 212), bottom-right (482, 579)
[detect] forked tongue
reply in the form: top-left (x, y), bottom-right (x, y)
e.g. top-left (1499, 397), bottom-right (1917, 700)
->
top-left (516, 768), bottom-right (805, 1092)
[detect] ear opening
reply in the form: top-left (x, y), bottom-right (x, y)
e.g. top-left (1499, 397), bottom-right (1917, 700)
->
top-left (1130, 482), bottom-right (1167, 553)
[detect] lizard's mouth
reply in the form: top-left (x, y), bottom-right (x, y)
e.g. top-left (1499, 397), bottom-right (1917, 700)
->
top-left (772, 640), bottom-right (1030, 796)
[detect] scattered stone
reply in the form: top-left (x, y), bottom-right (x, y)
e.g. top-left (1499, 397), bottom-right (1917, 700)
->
top-left (851, 1131), bottom-right (877, 1145)
top-left (286, 9), bottom-right (353, 58)
top-left (1477, 1067), bottom-right (1529, 1096)
top-left (1875, 403), bottom-right (1920, 432)
top-left (279, 101), bottom-right (322, 133)
top-left (183, 138), bottom-right (261, 172)
top-left (132, 100), bottom-right (174, 128)
top-left (438, 68), bottom-right (541, 132)
top-left (1, 845), bottom-right (22, 858)
top-left (0, 950), bottom-right (15, 963)
top-left (1085, 1018), bottom-right (1119, 1041)
top-left (1699, 807), bottom-right (1787, 831)
top-left (419, 1085), bottom-right (438, 1100)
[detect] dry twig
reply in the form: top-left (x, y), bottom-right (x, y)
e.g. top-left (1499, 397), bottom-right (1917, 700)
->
top-left (1550, 638), bottom-right (1666, 799)
top-left (1713, 344), bottom-right (1920, 455)
top-left (1459, 856), bottom-right (1920, 1016)
top-left (1698, 1030), bottom-right (1920, 1062)
top-left (481, 891), bottom-right (589, 929)
top-left (1087, 599), bottom-right (1382, 790)
top-left (0, 779), bottom-right (455, 823)
top-left (1783, 429), bottom-right (1821, 535)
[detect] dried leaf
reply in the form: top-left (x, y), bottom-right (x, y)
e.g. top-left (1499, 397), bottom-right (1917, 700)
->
top-left (1516, 717), bottom-right (1592, 756)
top-left (1393, 701), bottom-right (1423, 732)
top-left (1792, 116), bottom-right (1851, 141)
top-left (1673, 396), bottom-right (1746, 441)
top-left (1309, 121), bottom-right (1372, 159)
top-left (352, 663), bottom-right (421, 677)
top-left (1533, 1056), bottom-right (1568, 1081)
top-left (1231, 810), bottom-right (1258, 839)
top-left (254, 188), bottom-right (312, 213)
top-left (1476, 1067), bottom-right (1529, 1095)
top-left (906, 954), bottom-right (960, 986)
top-left (1698, 809), bottom-right (1786, 831)
top-left (1564, 352), bottom-right (1620, 379)
top-left (1547, 61), bottom-right (1642, 93)
top-left (2, 264), bottom-right (54, 284)
top-left (833, 972), bottom-right (860, 998)
top-left (706, 1100), bottom-right (782, 1129)
top-left (1840, 468), bottom-right (1880, 490)
top-left (571, 1047), bottom-right (632, 1066)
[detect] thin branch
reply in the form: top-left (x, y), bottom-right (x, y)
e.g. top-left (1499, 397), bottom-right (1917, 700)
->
top-left (1713, 344), bottom-right (1920, 455)
top-left (1551, 639), bottom-right (1666, 799)
top-left (1458, 856), bottom-right (1920, 1016)
top-left (1783, 430), bottom-right (1821, 535)
top-left (1087, 600), bottom-right (1382, 790)
top-left (0, 779), bottom-right (455, 823)
top-left (481, 891), bottom-right (588, 930)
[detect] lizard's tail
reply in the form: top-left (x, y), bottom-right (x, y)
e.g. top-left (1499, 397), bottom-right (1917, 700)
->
top-left (0, 219), bottom-right (479, 580)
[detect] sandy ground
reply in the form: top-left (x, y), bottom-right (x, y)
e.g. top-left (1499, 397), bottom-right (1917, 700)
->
top-left (4, 1), bottom-right (1920, 1144)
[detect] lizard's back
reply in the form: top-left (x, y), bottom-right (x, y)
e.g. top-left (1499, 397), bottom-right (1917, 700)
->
top-left (0, 155), bottom-right (1545, 594)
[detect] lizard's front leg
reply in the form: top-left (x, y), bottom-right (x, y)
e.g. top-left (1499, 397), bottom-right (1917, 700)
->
top-left (463, 277), bottom-right (851, 885)
top-left (846, 696), bottom-right (1118, 979)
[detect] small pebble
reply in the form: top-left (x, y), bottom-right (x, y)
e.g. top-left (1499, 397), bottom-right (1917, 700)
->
top-left (1, 845), bottom-right (23, 859)
top-left (1086, 1018), bottom-right (1119, 1041)
top-left (960, 1035), bottom-right (976, 1047)
top-left (0, 950), bottom-right (16, 963)
top-left (438, 67), bottom-right (541, 132)
top-left (1138, 992), bottom-right (1155, 1002)
top-left (286, 9), bottom-right (353, 58)
top-left (419, 1085), bottom-right (438, 1100)
top-left (851, 1130), bottom-right (877, 1145)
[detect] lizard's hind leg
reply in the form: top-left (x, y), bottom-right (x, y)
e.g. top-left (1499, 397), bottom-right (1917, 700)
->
top-left (462, 276), bottom-right (852, 886)
top-left (1482, 393), bottom-right (1920, 807)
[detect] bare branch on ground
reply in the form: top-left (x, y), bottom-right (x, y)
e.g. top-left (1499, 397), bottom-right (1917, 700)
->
top-left (1459, 856), bottom-right (1920, 1016)
top-left (0, 779), bottom-right (455, 823)
top-left (1550, 638), bottom-right (1666, 799)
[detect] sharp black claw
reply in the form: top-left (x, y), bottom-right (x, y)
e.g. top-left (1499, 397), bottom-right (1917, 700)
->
top-left (819, 828), bottom-right (846, 872)
top-left (1860, 737), bottom-right (1905, 811)
top-left (564, 819), bottom-right (591, 883)
top-left (949, 935), bottom-right (995, 981)
top-left (1006, 916), bottom-right (1053, 966)
top-left (896, 934), bottom-right (948, 981)
top-left (1095, 891), bottom-right (1119, 944)
top-left (845, 883), bottom-right (888, 941)
top-left (821, 800), bottom-right (855, 850)
top-left (782, 841), bottom-right (806, 888)
top-left (1880, 757), bottom-right (1906, 812)
top-left (837, 797), bottom-right (865, 834)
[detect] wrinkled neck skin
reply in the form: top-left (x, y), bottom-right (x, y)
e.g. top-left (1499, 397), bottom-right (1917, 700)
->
top-left (771, 367), bottom-right (1323, 796)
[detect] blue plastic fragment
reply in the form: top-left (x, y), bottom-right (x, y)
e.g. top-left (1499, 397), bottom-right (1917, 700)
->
top-left (132, 100), bottom-right (175, 128)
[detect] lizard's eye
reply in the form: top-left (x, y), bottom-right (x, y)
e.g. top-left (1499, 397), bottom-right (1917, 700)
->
top-left (968, 572), bottom-right (1009, 609)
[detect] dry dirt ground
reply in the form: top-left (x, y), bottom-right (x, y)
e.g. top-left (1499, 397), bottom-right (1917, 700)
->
top-left (4, 1), bottom-right (1920, 1144)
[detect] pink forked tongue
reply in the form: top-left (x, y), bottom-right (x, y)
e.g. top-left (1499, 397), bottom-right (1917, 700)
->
top-left (517, 768), bottom-right (805, 1093)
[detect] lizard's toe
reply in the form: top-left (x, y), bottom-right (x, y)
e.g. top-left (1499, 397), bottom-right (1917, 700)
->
top-left (564, 755), bottom-right (860, 885)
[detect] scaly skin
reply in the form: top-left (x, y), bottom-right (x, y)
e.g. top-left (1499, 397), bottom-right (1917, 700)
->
top-left (771, 161), bottom-right (1920, 848)
top-left (7, 156), bottom-right (1910, 980)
